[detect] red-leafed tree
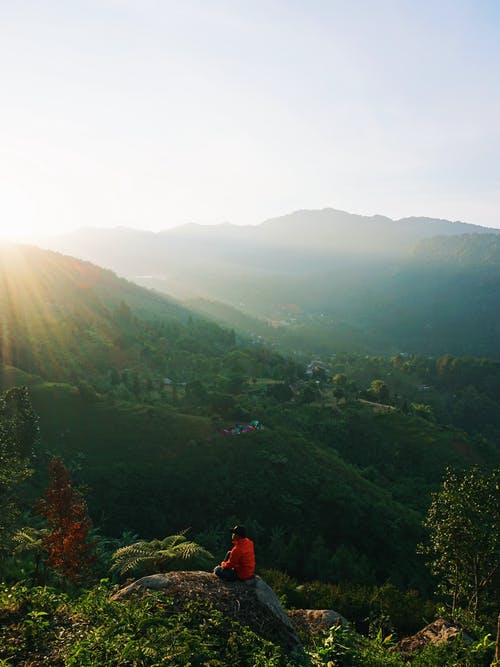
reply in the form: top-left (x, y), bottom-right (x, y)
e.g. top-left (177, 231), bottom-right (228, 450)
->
top-left (38, 456), bottom-right (95, 583)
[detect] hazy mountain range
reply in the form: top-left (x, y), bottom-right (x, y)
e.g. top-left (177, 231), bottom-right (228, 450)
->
top-left (38, 208), bottom-right (500, 358)
top-left (40, 208), bottom-right (499, 280)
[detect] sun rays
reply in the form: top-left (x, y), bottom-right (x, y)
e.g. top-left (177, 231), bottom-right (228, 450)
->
top-left (0, 243), bottom-right (112, 381)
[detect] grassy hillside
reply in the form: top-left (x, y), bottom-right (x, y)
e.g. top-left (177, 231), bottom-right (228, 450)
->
top-left (0, 242), bottom-right (239, 389)
top-left (1, 372), bottom-right (490, 590)
top-left (1, 242), bottom-right (498, 593)
top-left (6, 380), bottom-right (420, 586)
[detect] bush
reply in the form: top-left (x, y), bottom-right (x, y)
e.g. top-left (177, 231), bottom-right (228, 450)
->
top-left (0, 581), bottom-right (494, 666)
top-left (263, 571), bottom-right (436, 636)
top-left (0, 581), bottom-right (306, 666)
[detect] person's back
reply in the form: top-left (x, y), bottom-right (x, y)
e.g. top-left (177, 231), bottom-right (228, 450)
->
top-left (214, 525), bottom-right (255, 581)
top-left (228, 536), bottom-right (255, 580)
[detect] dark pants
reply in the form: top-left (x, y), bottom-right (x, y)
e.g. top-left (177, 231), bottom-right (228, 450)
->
top-left (214, 550), bottom-right (238, 581)
top-left (213, 565), bottom-right (238, 581)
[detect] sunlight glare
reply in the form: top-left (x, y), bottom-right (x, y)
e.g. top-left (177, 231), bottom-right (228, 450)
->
top-left (0, 223), bottom-right (46, 243)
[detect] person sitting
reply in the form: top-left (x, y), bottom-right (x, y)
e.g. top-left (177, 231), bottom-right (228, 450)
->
top-left (213, 525), bottom-right (255, 581)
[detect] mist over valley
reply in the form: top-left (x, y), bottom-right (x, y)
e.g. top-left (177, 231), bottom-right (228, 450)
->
top-left (40, 208), bottom-right (500, 358)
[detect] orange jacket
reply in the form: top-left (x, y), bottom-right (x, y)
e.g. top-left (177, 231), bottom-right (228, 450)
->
top-left (221, 537), bottom-right (255, 580)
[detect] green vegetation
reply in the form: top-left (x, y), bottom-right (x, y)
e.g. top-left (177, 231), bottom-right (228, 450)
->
top-left (0, 582), bottom-right (303, 666)
top-left (0, 387), bottom-right (39, 558)
top-left (110, 532), bottom-right (213, 576)
top-left (420, 467), bottom-right (499, 623)
top-left (0, 582), bottom-right (495, 666)
top-left (0, 243), bottom-right (498, 664)
top-left (263, 570), bottom-right (437, 636)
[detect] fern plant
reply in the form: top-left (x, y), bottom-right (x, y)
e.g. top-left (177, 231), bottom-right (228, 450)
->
top-left (13, 526), bottom-right (50, 585)
top-left (110, 531), bottom-right (213, 576)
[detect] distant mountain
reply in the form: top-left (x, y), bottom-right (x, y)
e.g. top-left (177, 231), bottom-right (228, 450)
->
top-left (37, 209), bottom-right (500, 358)
top-left (414, 233), bottom-right (500, 265)
top-left (256, 209), bottom-right (495, 256)
top-left (40, 208), bottom-right (500, 279)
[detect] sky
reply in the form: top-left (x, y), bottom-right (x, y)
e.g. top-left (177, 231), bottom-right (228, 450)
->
top-left (1, 0), bottom-right (500, 241)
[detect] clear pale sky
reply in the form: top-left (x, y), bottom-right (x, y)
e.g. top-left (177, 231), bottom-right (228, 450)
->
top-left (1, 0), bottom-right (499, 241)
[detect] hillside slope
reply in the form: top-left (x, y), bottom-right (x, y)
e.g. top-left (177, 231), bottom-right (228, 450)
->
top-left (37, 210), bottom-right (500, 358)
top-left (1, 242), bottom-right (497, 590)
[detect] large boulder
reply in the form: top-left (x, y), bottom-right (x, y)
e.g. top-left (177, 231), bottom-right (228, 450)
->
top-left (111, 571), bottom-right (302, 651)
top-left (396, 618), bottom-right (473, 657)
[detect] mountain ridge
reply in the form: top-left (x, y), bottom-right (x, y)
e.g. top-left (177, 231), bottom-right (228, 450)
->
top-left (37, 207), bottom-right (500, 239)
top-left (37, 208), bottom-right (500, 276)
top-left (30, 208), bottom-right (500, 358)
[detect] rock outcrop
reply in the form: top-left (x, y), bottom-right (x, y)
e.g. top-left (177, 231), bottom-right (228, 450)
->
top-left (396, 618), bottom-right (473, 657)
top-left (111, 571), bottom-right (302, 651)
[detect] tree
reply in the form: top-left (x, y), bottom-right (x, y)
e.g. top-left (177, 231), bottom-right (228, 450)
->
top-left (300, 382), bottom-right (320, 404)
top-left (333, 372), bottom-right (358, 399)
top-left (369, 379), bottom-right (389, 403)
top-left (420, 466), bottom-right (499, 622)
top-left (410, 402), bottom-right (435, 422)
top-left (110, 532), bottom-right (213, 577)
top-left (38, 457), bottom-right (96, 583)
top-left (266, 382), bottom-right (293, 402)
top-left (185, 380), bottom-right (208, 405)
top-left (333, 373), bottom-right (348, 387)
top-left (0, 387), bottom-right (39, 559)
top-left (223, 373), bottom-right (246, 394)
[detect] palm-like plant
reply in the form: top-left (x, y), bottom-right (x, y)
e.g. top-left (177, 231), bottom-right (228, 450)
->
top-left (110, 531), bottom-right (213, 577)
top-left (13, 526), bottom-right (50, 584)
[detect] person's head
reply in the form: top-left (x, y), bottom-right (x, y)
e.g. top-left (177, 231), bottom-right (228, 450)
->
top-left (230, 525), bottom-right (246, 540)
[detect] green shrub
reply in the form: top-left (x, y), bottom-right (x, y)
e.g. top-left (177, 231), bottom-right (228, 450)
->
top-left (410, 633), bottom-right (495, 667)
top-left (0, 580), bottom-right (494, 666)
top-left (309, 625), bottom-right (495, 666)
top-left (263, 571), bottom-right (436, 636)
top-left (0, 581), bottom-right (306, 666)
